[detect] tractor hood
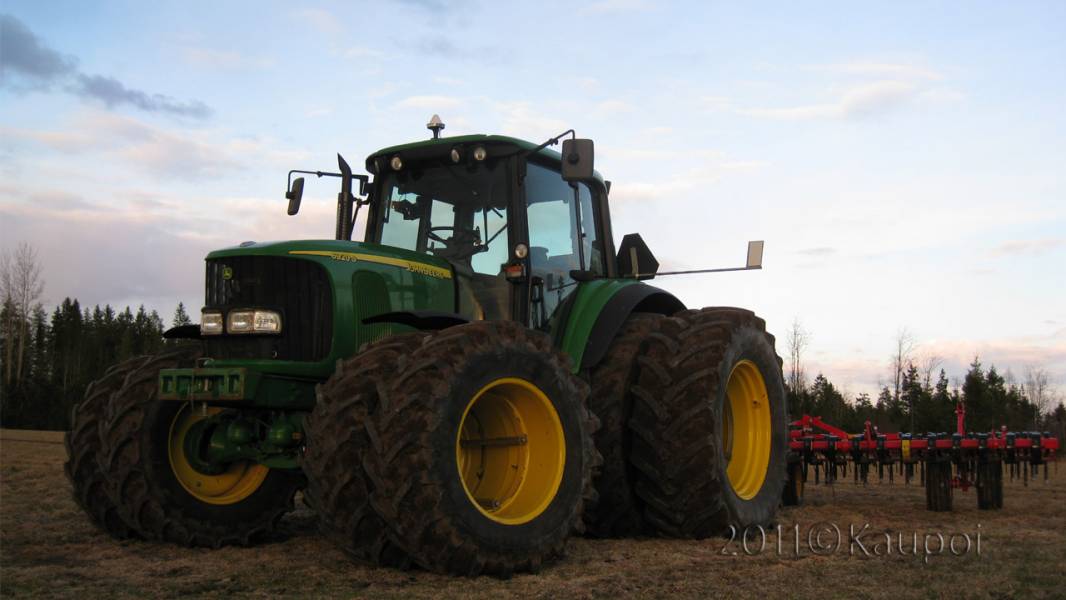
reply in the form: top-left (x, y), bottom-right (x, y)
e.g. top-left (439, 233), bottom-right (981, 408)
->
top-left (206, 239), bottom-right (453, 281)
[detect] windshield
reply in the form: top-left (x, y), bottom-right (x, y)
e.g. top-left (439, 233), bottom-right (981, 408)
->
top-left (377, 162), bottom-right (510, 275)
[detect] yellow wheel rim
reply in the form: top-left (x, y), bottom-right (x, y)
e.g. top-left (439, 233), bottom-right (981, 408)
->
top-left (455, 377), bottom-right (565, 525)
top-left (722, 360), bottom-right (772, 500)
top-left (168, 406), bottom-right (269, 505)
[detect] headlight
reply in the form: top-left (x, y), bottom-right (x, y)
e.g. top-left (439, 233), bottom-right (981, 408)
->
top-left (200, 311), bottom-right (224, 335)
top-left (227, 309), bottom-right (282, 334)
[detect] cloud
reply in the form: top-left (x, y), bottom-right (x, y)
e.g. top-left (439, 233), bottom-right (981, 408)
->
top-left (738, 81), bottom-right (918, 120)
top-left (810, 61), bottom-right (942, 81)
top-left (394, 0), bottom-right (453, 12)
top-left (70, 74), bottom-right (212, 119)
top-left (414, 36), bottom-right (505, 63)
top-left (180, 47), bottom-right (273, 70)
top-left (0, 13), bottom-right (77, 84)
top-left (797, 247), bottom-right (837, 257)
top-left (989, 238), bottom-right (1066, 257)
top-left (292, 8), bottom-right (342, 34)
top-left (0, 14), bottom-right (211, 119)
top-left (0, 111), bottom-right (310, 179)
top-left (397, 95), bottom-right (463, 110)
top-left (581, 0), bottom-right (652, 15)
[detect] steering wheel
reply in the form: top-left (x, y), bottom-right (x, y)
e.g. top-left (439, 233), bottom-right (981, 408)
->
top-left (427, 226), bottom-right (456, 244)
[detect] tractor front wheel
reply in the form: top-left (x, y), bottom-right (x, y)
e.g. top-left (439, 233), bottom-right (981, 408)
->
top-left (99, 348), bottom-right (303, 547)
top-left (363, 321), bottom-right (599, 577)
top-left (65, 355), bottom-right (152, 539)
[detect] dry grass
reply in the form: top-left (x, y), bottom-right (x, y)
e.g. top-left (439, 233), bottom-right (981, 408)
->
top-left (2, 433), bottom-right (1064, 599)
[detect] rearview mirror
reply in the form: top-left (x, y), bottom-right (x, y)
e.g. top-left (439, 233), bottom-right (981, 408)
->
top-left (286, 177), bottom-right (304, 216)
top-left (561, 138), bottom-right (595, 182)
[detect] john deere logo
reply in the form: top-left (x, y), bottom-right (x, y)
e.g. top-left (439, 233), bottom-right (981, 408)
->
top-left (222, 266), bottom-right (234, 280)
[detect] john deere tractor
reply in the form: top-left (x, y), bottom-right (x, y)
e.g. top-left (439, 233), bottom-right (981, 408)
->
top-left (65, 118), bottom-right (788, 576)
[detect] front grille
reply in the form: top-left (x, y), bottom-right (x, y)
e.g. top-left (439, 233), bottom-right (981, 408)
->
top-left (203, 256), bottom-right (332, 361)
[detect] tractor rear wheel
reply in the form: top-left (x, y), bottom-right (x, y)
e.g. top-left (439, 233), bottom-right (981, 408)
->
top-left (65, 354), bottom-right (152, 539)
top-left (302, 332), bottom-right (428, 566)
top-left (99, 347), bottom-right (303, 547)
top-left (363, 321), bottom-right (599, 577)
top-left (585, 313), bottom-right (664, 537)
top-left (629, 307), bottom-right (788, 537)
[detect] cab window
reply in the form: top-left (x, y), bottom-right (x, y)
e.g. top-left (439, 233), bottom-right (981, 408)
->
top-left (524, 162), bottom-right (602, 328)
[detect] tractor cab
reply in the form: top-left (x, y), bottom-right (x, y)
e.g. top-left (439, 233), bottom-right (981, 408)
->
top-left (288, 119), bottom-right (619, 332)
top-left (363, 131), bottom-right (611, 329)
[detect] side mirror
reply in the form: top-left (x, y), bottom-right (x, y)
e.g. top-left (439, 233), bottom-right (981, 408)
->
top-left (616, 233), bottom-right (659, 280)
top-left (746, 240), bottom-right (764, 269)
top-left (286, 177), bottom-right (304, 216)
top-left (561, 138), bottom-right (595, 182)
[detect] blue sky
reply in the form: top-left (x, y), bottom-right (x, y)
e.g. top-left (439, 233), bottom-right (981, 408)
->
top-left (2, 1), bottom-right (1064, 397)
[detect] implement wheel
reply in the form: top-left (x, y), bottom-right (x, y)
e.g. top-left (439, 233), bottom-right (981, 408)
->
top-left (925, 456), bottom-right (953, 512)
top-left (364, 321), bottom-right (598, 577)
top-left (629, 307), bottom-right (788, 537)
top-left (782, 456), bottom-right (805, 507)
top-left (99, 348), bottom-right (303, 547)
top-left (302, 332), bottom-right (428, 566)
top-left (976, 457), bottom-right (1003, 510)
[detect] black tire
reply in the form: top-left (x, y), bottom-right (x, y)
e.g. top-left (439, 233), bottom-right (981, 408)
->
top-left (976, 457), bottom-right (1002, 510)
top-left (302, 332), bottom-right (428, 566)
top-left (926, 457), bottom-right (953, 512)
top-left (782, 456), bottom-right (805, 507)
top-left (99, 347), bottom-right (304, 547)
top-left (584, 313), bottom-right (664, 537)
top-left (363, 321), bottom-right (599, 577)
top-left (65, 355), bottom-right (152, 539)
top-left (629, 307), bottom-right (788, 538)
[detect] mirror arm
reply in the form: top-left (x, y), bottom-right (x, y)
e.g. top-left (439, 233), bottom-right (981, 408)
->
top-left (525, 129), bottom-right (576, 157)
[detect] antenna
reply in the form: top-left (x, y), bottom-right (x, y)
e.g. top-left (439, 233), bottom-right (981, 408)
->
top-left (427, 114), bottom-right (445, 139)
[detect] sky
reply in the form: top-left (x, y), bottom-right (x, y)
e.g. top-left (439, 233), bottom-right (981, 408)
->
top-left (1, 1), bottom-right (1064, 398)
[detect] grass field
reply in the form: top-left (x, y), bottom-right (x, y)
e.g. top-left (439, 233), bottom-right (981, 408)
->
top-left (1, 431), bottom-right (1064, 599)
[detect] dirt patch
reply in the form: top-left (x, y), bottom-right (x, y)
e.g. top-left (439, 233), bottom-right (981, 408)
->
top-left (1, 437), bottom-right (1063, 598)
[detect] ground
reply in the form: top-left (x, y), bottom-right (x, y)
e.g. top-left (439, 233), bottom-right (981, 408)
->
top-left (1, 430), bottom-right (1063, 599)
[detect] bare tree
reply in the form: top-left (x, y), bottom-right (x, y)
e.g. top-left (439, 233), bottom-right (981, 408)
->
top-left (918, 352), bottom-right (944, 391)
top-left (1024, 366), bottom-right (1051, 428)
top-left (9, 243), bottom-right (45, 386)
top-left (0, 250), bottom-right (13, 386)
top-left (890, 327), bottom-right (916, 404)
top-left (786, 317), bottom-right (810, 394)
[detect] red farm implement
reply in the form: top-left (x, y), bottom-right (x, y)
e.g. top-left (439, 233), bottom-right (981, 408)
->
top-left (784, 404), bottom-right (1060, 511)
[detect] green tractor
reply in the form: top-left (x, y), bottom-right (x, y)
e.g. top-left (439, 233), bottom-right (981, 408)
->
top-left (65, 118), bottom-right (788, 576)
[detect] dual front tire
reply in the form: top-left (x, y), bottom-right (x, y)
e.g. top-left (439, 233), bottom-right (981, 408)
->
top-left (305, 321), bottom-right (598, 577)
top-left (66, 347), bottom-right (301, 547)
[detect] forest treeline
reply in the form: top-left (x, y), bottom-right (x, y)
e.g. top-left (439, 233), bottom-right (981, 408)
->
top-left (788, 362), bottom-right (1066, 437)
top-left (0, 295), bottom-right (193, 429)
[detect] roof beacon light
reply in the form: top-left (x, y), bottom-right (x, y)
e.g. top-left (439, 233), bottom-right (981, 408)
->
top-left (427, 114), bottom-right (445, 139)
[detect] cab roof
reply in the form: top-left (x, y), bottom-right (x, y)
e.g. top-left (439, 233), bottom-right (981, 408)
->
top-left (366, 134), bottom-right (605, 184)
